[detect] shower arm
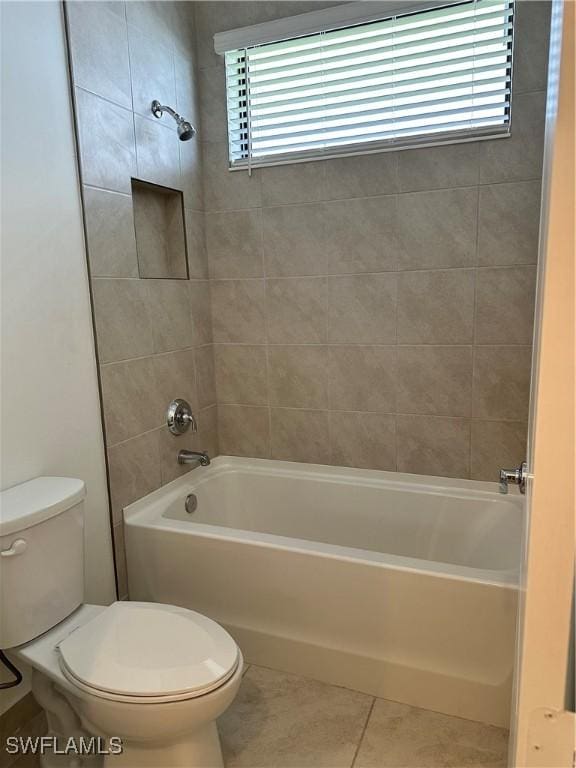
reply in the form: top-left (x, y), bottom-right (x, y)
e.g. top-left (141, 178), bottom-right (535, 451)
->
top-left (151, 101), bottom-right (181, 121)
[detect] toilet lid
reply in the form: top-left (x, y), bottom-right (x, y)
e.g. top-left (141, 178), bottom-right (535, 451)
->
top-left (57, 602), bottom-right (239, 700)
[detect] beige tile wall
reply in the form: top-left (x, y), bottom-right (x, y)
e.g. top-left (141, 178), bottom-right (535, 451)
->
top-left (197, 0), bottom-right (550, 484)
top-left (65, 1), bottom-right (216, 597)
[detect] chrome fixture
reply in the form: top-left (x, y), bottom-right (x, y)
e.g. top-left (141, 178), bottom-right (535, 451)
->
top-left (167, 399), bottom-right (197, 435)
top-left (185, 493), bottom-right (198, 514)
top-left (178, 450), bottom-right (211, 468)
top-left (499, 461), bottom-right (528, 494)
top-left (151, 100), bottom-right (196, 141)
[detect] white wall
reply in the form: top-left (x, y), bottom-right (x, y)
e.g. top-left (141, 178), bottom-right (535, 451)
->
top-left (0, 0), bottom-right (116, 712)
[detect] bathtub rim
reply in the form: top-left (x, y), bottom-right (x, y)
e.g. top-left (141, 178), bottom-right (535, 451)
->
top-left (124, 456), bottom-right (522, 589)
top-left (125, 455), bottom-right (524, 505)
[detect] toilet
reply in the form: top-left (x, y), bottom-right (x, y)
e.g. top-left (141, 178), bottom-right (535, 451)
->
top-left (0, 477), bottom-right (243, 767)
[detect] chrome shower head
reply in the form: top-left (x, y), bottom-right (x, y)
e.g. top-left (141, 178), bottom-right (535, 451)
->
top-left (177, 120), bottom-right (195, 142)
top-left (151, 100), bottom-right (196, 141)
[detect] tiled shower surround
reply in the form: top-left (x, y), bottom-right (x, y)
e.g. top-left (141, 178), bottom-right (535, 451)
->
top-left (198, 1), bottom-right (549, 476)
top-left (65, 1), bottom-right (550, 596)
top-left (65, 0), bottom-right (213, 596)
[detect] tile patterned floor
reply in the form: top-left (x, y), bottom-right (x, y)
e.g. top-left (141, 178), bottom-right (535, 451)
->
top-left (11, 664), bottom-right (508, 768)
top-left (219, 665), bottom-right (509, 768)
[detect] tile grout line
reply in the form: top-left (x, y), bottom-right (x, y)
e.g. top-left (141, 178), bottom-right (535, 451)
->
top-left (325, 277), bottom-right (333, 463)
top-left (261, 201), bottom-right (273, 461)
top-left (200, 174), bottom-right (545, 215)
top-left (193, 264), bottom-right (539, 283)
top-left (208, 342), bottom-right (532, 348)
top-left (210, 403), bottom-right (527, 424)
top-left (350, 698), bottom-right (376, 768)
top-left (470, 169), bottom-right (483, 479)
top-left (106, 404), bottom-right (218, 451)
top-left (393, 206), bottom-right (400, 473)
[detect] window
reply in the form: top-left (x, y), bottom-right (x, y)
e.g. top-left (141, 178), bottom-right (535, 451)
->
top-left (219, 0), bottom-right (514, 169)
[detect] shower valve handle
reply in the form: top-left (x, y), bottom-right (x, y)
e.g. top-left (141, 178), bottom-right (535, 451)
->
top-left (167, 399), bottom-right (197, 435)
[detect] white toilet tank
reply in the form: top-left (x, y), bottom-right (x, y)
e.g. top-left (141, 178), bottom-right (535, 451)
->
top-left (0, 477), bottom-right (85, 648)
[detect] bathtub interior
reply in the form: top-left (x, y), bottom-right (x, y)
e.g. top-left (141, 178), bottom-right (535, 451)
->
top-left (130, 458), bottom-right (523, 578)
top-left (162, 462), bottom-right (522, 571)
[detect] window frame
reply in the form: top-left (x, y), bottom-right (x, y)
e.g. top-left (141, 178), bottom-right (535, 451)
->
top-left (218, 0), bottom-right (515, 171)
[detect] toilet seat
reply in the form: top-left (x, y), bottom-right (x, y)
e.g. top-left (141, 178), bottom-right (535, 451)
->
top-left (57, 601), bottom-right (239, 704)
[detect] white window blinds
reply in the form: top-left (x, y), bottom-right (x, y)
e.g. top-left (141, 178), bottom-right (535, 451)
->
top-left (223, 0), bottom-right (514, 169)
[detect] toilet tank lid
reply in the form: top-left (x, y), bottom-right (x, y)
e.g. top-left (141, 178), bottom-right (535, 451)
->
top-left (0, 477), bottom-right (85, 536)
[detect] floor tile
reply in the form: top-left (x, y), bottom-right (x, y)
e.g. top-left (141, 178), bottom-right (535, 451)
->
top-left (219, 666), bottom-right (373, 767)
top-left (353, 699), bottom-right (508, 768)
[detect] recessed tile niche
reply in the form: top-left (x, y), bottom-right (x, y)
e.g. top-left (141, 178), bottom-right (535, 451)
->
top-left (131, 179), bottom-right (188, 279)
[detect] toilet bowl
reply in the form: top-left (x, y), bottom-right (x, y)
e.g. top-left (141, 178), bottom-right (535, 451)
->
top-left (1, 478), bottom-right (243, 768)
top-left (16, 601), bottom-right (243, 768)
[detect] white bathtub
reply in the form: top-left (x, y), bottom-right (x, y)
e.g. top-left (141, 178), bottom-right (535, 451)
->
top-left (124, 457), bottom-right (523, 727)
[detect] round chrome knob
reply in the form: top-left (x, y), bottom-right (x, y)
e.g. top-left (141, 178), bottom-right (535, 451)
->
top-left (166, 399), bottom-right (197, 435)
